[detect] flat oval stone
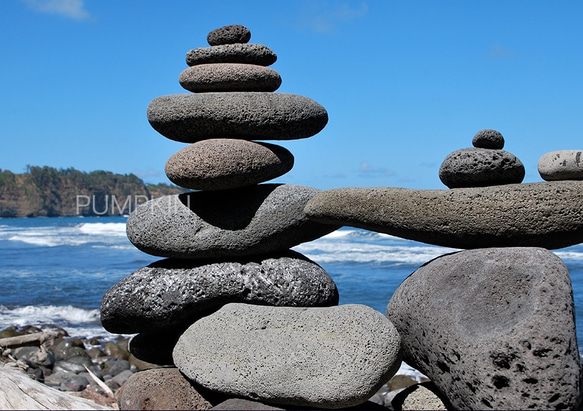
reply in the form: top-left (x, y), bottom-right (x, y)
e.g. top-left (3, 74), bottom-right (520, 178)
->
top-left (186, 44), bottom-right (277, 66)
top-left (538, 150), bottom-right (583, 181)
top-left (173, 303), bottom-right (402, 409)
top-left (164, 139), bottom-right (294, 191)
top-left (100, 250), bottom-right (339, 334)
top-left (207, 24), bottom-right (251, 46)
top-left (179, 63), bottom-right (282, 92)
top-left (304, 181), bottom-right (583, 249)
top-left (147, 92), bottom-right (328, 143)
top-left (127, 184), bottom-right (339, 259)
top-left (439, 148), bottom-right (525, 188)
top-left (387, 247), bottom-right (581, 410)
top-left (472, 129), bottom-right (504, 149)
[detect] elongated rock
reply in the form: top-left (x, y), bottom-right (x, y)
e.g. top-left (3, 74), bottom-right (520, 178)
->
top-left (207, 24), bottom-right (251, 46)
top-left (165, 139), bottom-right (293, 190)
top-left (179, 63), bottom-right (282, 92)
top-left (100, 250), bottom-right (339, 334)
top-left (127, 184), bottom-right (339, 259)
top-left (186, 44), bottom-right (277, 66)
top-left (147, 92), bottom-right (328, 143)
top-left (386, 247), bottom-right (581, 410)
top-left (174, 303), bottom-right (402, 409)
top-left (304, 181), bottom-right (583, 249)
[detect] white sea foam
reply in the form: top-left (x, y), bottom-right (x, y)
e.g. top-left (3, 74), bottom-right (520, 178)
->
top-left (77, 222), bottom-right (126, 236)
top-left (2, 222), bottom-right (128, 247)
top-left (555, 251), bottom-right (583, 261)
top-left (293, 241), bottom-right (456, 265)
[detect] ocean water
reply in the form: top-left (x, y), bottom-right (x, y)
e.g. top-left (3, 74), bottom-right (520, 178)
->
top-left (1, 216), bottom-right (583, 355)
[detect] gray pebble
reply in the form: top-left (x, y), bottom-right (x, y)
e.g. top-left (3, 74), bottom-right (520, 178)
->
top-left (472, 129), bottom-right (504, 149)
top-left (538, 150), bottom-right (583, 181)
top-left (179, 63), bottom-right (281, 93)
top-left (186, 43), bottom-right (276, 66)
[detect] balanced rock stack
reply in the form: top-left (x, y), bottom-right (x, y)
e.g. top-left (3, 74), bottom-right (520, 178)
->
top-left (306, 130), bottom-right (583, 409)
top-left (101, 25), bottom-right (402, 410)
top-left (438, 129), bottom-right (525, 188)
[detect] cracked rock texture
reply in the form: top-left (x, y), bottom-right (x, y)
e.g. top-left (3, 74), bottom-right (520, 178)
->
top-left (386, 247), bottom-right (581, 410)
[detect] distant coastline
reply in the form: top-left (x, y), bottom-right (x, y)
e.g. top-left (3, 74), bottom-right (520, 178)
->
top-left (0, 166), bottom-right (184, 217)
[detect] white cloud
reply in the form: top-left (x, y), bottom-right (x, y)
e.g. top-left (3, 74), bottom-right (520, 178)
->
top-left (22, 0), bottom-right (90, 20)
top-left (358, 161), bottom-right (395, 177)
top-left (298, 1), bottom-right (368, 33)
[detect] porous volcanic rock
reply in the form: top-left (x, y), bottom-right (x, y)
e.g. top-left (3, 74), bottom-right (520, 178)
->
top-left (207, 24), bottom-right (251, 46)
top-left (117, 367), bottom-right (213, 410)
top-left (304, 181), bottom-right (583, 249)
top-left (472, 129), bottom-right (504, 149)
top-left (179, 63), bottom-right (282, 93)
top-left (164, 139), bottom-right (293, 190)
top-left (173, 303), bottom-right (402, 409)
top-left (147, 92), bottom-right (328, 143)
top-left (386, 247), bottom-right (581, 410)
top-left (127, 184), bottom-right (339, 259)
top-left (100, 250), bottom-right (339, 334)
top-left (439, 148), bottom-right (524, 188)
top-left (186, 43), bottom-right (277, 66)
top-left (538, 150), bottom-right (583, 181)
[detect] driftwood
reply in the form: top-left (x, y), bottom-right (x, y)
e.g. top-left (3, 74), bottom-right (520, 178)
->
top-left (0, 330), bottom-right (65, 349)
top-left (0, 363), bottom-right (113, 410)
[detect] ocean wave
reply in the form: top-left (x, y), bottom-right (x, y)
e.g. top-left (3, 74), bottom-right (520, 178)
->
top-left (77, 222), bottom-right (126, 236)
top-left (1, 222), bottom-right (128, 247)
top-left (293, 241), bottom-right (456, 265)
top-left (0, 304), bottom-right (100, 325)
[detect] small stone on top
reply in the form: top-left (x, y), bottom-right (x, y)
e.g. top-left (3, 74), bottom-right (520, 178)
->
top-left (472, 129), bottom-right (504, 149)
top-left (207, 24), bottom-right (251, 46)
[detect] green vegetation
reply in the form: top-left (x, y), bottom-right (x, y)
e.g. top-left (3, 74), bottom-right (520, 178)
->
top-left (0, 166), bottom-right (184, 217)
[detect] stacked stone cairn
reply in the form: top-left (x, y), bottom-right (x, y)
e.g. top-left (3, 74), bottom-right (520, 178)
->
top-left (101, 25), bottom-right (403, 410)
top-left (306, 129), bottom-right (583, 409)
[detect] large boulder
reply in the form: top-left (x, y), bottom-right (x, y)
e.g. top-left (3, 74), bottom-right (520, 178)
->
top-left (174, 303), bottom-right (402, 409)
top-left (127, 184), bottom-right (340, 259)
top-left (304, 181), bottom-right (583, 249)
top-left (386, 247), bottom-right (581, 410)
top-left (100, 250), bottom-right (339, 334)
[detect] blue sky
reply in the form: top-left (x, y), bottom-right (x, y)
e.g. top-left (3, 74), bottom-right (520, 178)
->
top-left (1, 0), bottom-right (582, 190)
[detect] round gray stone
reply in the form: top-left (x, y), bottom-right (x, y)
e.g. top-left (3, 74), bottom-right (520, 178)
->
top-left (147, 92), bottom-right (328, 143)
top-left (100, 250), bottom-right (339, 334)
top-left (127, 184), bottom-right (340, 259)
top-left (472, 129), bottom-right (504, 149)
top-left (186, 44), bottom-right (277, 66)
top-left (207, 24), bottom-right (251, 46)
top-left (439, 148), bottom-right (525, 188)
top-left (165, 139), bottom-right (294, 190)
top-left (386, 247), bottom-right (581, 410)
top-left (538, 150), bottom-right (583, 181)
top-left (304, 181), bottom-right (583, 249)
top-left (179, 63), bottom-right (282, 93)
top-left (173, 303), bottom-right (402, 409)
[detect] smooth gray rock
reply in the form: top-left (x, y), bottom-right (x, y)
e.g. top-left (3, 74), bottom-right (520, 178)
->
top-left (179, 63), bottom-right (282, 92)
top-left (538, 150), bottom-right (583, 181)
top-left (100, 250), bottom-right (339, 334)
top-left (147, 92), bottom-right (328, 143)
top-left (439, 148), bottom-right (524, 188)
top-left (387, 247), bottom-right (581, 410)
top-left (186, 44), bottom-right (277, 66)
top-left (472, 129), bottom-right (504, 149)
top-left (207, 24), bottom-right (251, 46)
top-left (174, 303), bottom-right (402, 409)
top-left (127, 184), bottom-right (339, 259)
top-left (304, 182), bottom-right (583, 249)
top-left (164, 139), bottom-right (293, 190)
